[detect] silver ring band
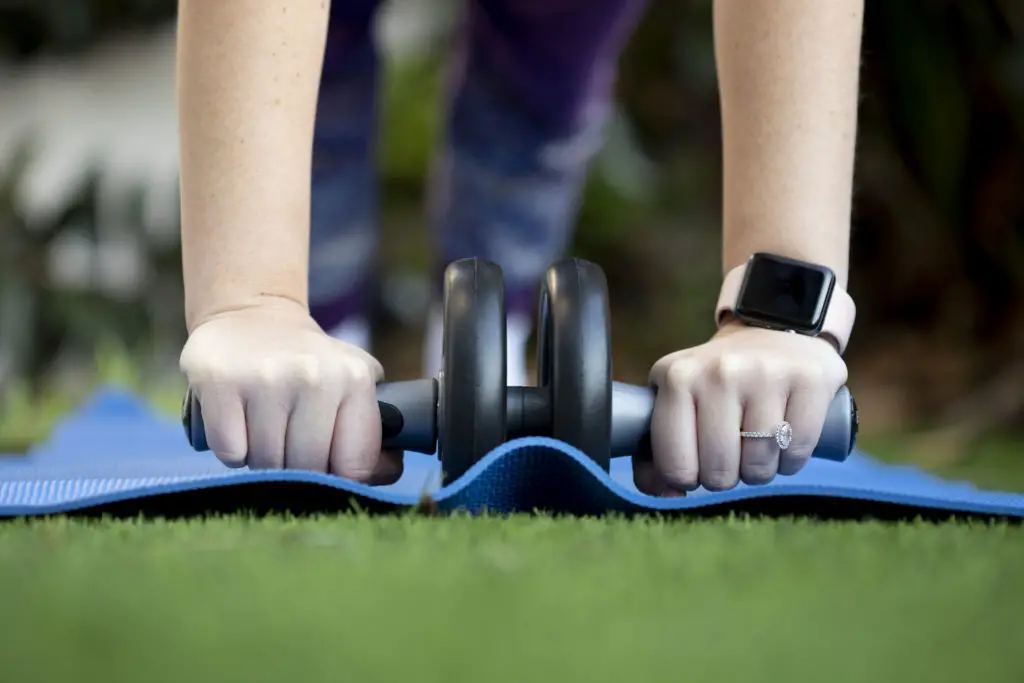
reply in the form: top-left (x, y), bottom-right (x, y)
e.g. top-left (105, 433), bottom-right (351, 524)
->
top-left (740, 421), bottom-right (793, 450)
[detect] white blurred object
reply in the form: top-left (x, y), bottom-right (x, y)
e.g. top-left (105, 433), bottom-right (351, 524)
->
top-left (376, 0), bottom-right (457, 62)
top-left (0, 26), bottom-right (179, 233)
top-left (94, 236), bottom-right (149, 299)
top-left (46, 229), bottom-right (94, 290)
top-left (0, 2), bottom-right (454, 237)
top-left (45, 229), bottom-right (149, 299)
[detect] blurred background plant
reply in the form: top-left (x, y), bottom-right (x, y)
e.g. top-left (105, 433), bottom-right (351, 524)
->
top-left (0, 0), bottom-right (1021, 475)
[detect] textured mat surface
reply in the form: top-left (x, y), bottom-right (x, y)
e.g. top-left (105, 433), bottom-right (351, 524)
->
top-left (1, 388), bottom-right (1022, 520)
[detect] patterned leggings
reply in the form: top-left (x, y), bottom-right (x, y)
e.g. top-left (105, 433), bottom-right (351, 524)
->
top-left (308, 0), bottom-right (646, 331)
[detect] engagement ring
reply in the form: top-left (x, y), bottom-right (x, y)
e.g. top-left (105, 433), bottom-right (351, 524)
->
top-left (740, 422), bottom-right (793, 450)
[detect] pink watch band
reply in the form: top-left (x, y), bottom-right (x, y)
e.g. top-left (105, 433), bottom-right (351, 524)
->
top-left (714, 262), bottom-right (857, 354)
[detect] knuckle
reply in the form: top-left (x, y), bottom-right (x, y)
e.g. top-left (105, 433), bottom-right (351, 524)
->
top-left (830, 360), bottom-right (849, 385)
top-left (663, 358), bottom-right (701, 392)
top-left (178, 341), bottom-right (204, 373)
top-left (704, 353), bottom-right (753, 389)
top-left (253, 357), bottom-right (286, 387)
top-left (793, 363), bottom-right (827, 389)
top-left (180, 354), bottom-right (220, 386)
top-left (251, 354), bottom-right (328, 392)
top-left (801, 353), bottom-right (847, 387)
top-left (345, 360), bottom-right (377, 392)
top-left (747, 359), bottom-right (779, 388)
top-left (290, 353), bottom-right (322, 388)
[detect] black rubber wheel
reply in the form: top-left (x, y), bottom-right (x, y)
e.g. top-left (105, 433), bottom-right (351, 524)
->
top-left (438, 258), bottom-right (508, 483)
top-left (537, 258), bottom-right (613, 471)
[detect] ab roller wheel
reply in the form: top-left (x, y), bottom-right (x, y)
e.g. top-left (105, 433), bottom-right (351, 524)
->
top-left (536, 259), bottom-right (613, 470)
top-left (437, 259), bottom-right (507, 481)
top-left (182, 257), bottom-right (860, 484)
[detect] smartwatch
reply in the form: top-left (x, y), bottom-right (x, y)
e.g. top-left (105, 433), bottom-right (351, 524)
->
top-left (715, 252), bottom-right (856, 354)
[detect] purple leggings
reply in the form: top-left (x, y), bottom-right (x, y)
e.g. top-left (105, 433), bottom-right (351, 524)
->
top-left (308, 0), bottom-right (646, 330)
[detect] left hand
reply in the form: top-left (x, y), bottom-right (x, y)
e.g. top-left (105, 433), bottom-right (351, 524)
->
top-left (634, 322), bottom-right (848, 495)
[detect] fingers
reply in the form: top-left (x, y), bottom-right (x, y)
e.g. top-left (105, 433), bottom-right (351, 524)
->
top-left (245, 361), bottom-right (308, 470)
top-left (652, 353), bottom-right (744, 492)
top-left (329, 362), bottom-right (386, 481)
top-left (186, 347), bottom-right (389, 479)
top-left (643, 333), bottom-right (847, 495)
top-left (779, 380), bottom-right (832, 476)
top-left (195, 387), bottom-right (248, 468)
top-left (650, 354), bottom-right (748, 493)
top-left (284, 383), bottom-right (344, 471)
top-left (738, 391), bottom-right (787, 485)
top-left (648, 355), bottom-right (699, 492)
top-left (647, 384), bottom-right (698, 493)
top-left (695, 380), bottom-right (742, 492)
top-left (244, 394), bottom-right (290, 470)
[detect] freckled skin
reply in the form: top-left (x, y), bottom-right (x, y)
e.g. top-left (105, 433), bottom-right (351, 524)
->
top-left (177, 0), bottom-right (330, 330)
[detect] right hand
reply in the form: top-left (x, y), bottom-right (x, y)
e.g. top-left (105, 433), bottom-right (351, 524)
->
top-left (179, 300), bottom-right (402, 484)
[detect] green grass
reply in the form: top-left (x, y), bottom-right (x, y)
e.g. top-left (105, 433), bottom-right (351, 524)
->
top-left (0, 515), bottom-right (1022, 683)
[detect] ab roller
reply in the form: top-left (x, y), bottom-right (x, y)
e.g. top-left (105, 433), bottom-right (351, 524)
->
top-left (181, 258), bottom-right (859, 483)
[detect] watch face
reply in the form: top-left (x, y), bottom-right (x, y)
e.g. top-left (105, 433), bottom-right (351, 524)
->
top-left (735, 254), bottom-right (834, 333)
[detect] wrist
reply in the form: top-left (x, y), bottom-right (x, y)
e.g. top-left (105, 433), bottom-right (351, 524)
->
top-left (714, 253), bottom-right (855, 354)
top-left (182, 244), bottom-right (309, 334)
top-left (186, 291), bottom-right (309, 334)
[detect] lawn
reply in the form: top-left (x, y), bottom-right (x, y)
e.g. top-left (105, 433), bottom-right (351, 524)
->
top-left (0, 515), bottom-right (1022, 683)
top-left (1, 357), bottom-right (1023, 683)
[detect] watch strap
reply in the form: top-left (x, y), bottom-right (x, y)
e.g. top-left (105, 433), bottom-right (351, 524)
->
top-left (715, 261), bottom-right (857, 354)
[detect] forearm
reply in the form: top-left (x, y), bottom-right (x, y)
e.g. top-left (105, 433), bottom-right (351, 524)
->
top-left (177, 0), bottom-right (329, 331)
top-left (713, 0), bottom-right (864, 288)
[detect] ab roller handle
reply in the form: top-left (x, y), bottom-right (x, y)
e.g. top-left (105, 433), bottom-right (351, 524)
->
top-left (181, 381), bottom-right (857, 463)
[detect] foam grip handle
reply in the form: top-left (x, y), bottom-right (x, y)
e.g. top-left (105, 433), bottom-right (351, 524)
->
top-left (181, 379), bottom-right (440, 457)
top-left (611, 383), bottom-right (858, 462)
top-left (815, 385), bottom-right (859, 461)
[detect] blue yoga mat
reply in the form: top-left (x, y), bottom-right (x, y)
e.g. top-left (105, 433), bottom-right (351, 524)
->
top-left (0, 387), bottom-right (1022, 520)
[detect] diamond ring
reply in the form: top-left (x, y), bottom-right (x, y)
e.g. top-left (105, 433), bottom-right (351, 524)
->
top-left (740, 422), bottom-right (793, 450)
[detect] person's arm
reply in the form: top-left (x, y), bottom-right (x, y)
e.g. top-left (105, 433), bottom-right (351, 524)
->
top-left (177, 0), bottom-right (329, 332)
top-left (713, 0), bottom-right (864, 289)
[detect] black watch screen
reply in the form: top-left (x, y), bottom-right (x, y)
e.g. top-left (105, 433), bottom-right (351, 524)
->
top-left (734, 253), bottom-right (836, 334)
